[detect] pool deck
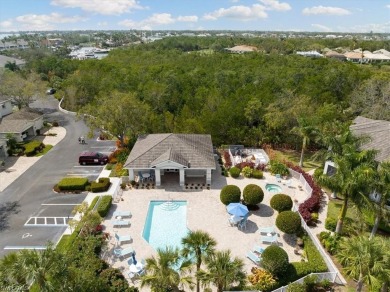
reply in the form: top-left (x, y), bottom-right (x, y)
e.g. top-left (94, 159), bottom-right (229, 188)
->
top-left (102, 170), bottom-right (310, 290)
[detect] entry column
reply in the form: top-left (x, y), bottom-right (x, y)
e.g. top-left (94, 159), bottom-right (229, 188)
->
top-left (155, 169), bottom-right (161, 186)
top-left (179, 169), bottom-right (185, 186)
top-left (206, 169), bottom-right (212, 185)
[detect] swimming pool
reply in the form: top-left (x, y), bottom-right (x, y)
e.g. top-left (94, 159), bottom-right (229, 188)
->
top-left (265, 183), bottom-right (282, 193)
top-left (142, 200), bottom-right (189, 250)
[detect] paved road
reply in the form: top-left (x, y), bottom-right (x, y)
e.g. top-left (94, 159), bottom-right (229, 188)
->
top-left (0, 97), bottom-right (115, 256)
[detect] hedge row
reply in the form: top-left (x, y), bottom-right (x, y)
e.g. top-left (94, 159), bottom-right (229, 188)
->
top-left (285, 162), bottom-right (323, 222)
top-left (97, 195), bottom-right (112, 217)
top-left (58, 177), bottom-right (89, 191)
top-left (91, 178), bottom-right (110, 193)
top-left (24, 140), bottom-right (44, 156)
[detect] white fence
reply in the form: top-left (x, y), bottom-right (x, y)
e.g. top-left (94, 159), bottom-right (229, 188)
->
top-left (289, 168), bottom-right (313, 197)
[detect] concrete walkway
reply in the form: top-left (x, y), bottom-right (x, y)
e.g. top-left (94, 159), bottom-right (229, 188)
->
top-left (0, 127), bottom-right (66, 192)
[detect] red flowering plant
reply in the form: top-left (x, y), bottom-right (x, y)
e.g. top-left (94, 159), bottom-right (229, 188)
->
top-left (223, 151), bottom-right (232, 169)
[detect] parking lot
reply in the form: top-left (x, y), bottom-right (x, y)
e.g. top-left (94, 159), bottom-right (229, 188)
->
top-left (0, 121), bottom-right (116, 255)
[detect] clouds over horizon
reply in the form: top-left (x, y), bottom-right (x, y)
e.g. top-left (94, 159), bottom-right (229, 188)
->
top-left (302, 6), bottom-right (351, 16)
top-left (119, 13), bottom-right (198, 30)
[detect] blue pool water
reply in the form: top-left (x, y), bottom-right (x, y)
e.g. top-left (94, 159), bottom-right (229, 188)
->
top-left (265, 183), bottom-right (282, 193)
top-left (142, 201), bottom-right (189, 250)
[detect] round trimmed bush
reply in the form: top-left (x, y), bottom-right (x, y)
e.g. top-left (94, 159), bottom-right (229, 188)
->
top-left (276, 211), bottom-right (301, 234)
top-left (270, 194), bottom-right (293, 213)
top-left (243, 184), bottom-right (264, 206)
top-left (261, 245), bottom-right (289, 276)
top-left (229, 166), bottom-right (241, 178)
top-left (252, 170), bottom-right (263, 179)
top-left (220, 185), bottom-right (241, 205)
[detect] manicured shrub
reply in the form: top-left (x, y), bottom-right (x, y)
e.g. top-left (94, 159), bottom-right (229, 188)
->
top-left (269, 160), bottom-right (289, 176)
top-left (220, 185), bottom-right (241, 205)
top-left (97, 195), bottom-right (112, 217)
top-left (24, 140), bottom-right (44, 156)
top-left (286, 282), bottom-right (306, 292)
top-left (252, 170), bottom-right (263, 179)
top-left (229, 166), bottom-right (241, 178)
top-left (243, 184), bottom-right (264, 205)
top-left (242, 166), bottom-right (253, 178)
top-left (325, 217), bottom-right (337, 231)
top-left (91, 177), bottom-right (111, 193)
top-left (270, 194), bottom-right (293, 213)
top-left (319, 231), bottom-right (341, 255)
top-left (276, 211), bottom-right (301, 234)
top-left (58, 177), bottom-right (89, 191)
top-left (262, 245), bottom-right (289, 276)
top-left (88, 197), bottom-right (99, 211)
top-left (248, 267), bottom-right (276, 291)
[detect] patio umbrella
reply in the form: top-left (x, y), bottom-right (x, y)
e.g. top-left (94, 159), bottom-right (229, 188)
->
top-left (132, 252), bottom-right (137, 265)
top-left (227, 203), bottom-right (249, 217)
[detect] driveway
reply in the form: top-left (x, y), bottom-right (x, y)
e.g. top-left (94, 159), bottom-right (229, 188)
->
top-left (0, 97), bottom-right (115, 256)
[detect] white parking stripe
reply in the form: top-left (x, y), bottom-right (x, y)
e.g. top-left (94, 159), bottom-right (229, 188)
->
top-left (41, 204), bottom-right (79, 206)
top-left (4, 246), bottom-right (47, 250)
top-left (24, 217), bottom-right (73, 227)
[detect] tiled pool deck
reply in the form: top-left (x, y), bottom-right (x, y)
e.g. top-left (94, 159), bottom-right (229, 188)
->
top-left (102, 170), bottom-right (312, 290)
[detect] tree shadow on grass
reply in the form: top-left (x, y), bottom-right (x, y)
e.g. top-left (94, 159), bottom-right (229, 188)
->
top-left (0, 201), bottom-right (21, 232)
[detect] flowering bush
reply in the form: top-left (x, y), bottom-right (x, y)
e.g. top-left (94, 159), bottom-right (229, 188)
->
top-left (248, 267), bottom-right (276, 291)
top-left (285, 162), bottom-right (323, 223)
top-left (236, 161), bottom-right (255, 170)
top-left (223, 151), bottom-right (232, 168)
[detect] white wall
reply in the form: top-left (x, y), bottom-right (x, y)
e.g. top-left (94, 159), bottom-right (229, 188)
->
top-left (0, 100), bottom-right (13, 118)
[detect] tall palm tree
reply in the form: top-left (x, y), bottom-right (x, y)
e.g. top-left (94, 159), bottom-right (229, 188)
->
top-left (316, 144), bottom-right (377, 234)
top-left (337, 235), bottom-right (390, 292)
top-left (141, 246), bottom-right (193, 292)
top-left (370, 162), bottom-right (390, 239)
top-left (291, 117), bottom-right (318, 167)
top-left (181, 230), bottom-right (217, 292)
top-left (197, 250), bottom-right (246, 292)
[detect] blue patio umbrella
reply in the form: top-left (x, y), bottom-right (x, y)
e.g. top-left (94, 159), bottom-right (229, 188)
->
top-left (227, 203), bottom-right (249, 217)
top-left (132, 252), bottom-right (137, 265)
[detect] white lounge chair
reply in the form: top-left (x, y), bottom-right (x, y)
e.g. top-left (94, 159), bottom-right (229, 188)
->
top-left (261, 234), bottom-right (279, 244)
top-left (246, 251), bottom-right (261, 265)
top-left (115, 233), bottom-right (132, 245)
top-left (113, 210), bottom-right (132, 218)
top-left (253, 245), bottom-right (265, 254)
top-left (259, 226), bottom-right (276, 235)
top-left (112, 220), bottom-right (131, 227)
top-left (113, 246), bottom-right (134, 259)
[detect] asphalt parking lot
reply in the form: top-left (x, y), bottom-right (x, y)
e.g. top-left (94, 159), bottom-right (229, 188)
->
top-left (0, 106), bottom-right (116, 256)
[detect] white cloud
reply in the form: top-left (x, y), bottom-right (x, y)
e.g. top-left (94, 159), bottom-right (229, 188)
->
top-left (204, 4), bottom-right (267, 21)
top-left (119, 13), bottom-right (177, 30)
top-left (13, 13), bottom-right (85, 30)
top-left (259, 0), bottom-right (291, 11)
top-left (230, 0), bottom-right (240, 2)
top-left (311, 23), bottom-right (332, 32)
top-left (386, 5), bottom-right (390, 9)
top-left (347, 21), bottom-right (390, 33)
top-left (51, 0), bottom-right (144, 15)
top-left (177, 15), bottom-right (198, 22)
top-left (302, 6), bottom-right (351, 16)
top-left (0, 20), bottom-right (13, 29)
top-left (98, 21), bottom-right (108, 27)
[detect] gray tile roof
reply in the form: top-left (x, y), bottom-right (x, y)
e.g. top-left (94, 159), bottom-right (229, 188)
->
top-left (350, 116), bottom-right (390, 162)
top-left (5, 108), bottom-right (42, 120)
top-left (0, 55), bottom-right (26, 67)
top-left (0, 108), bottom-right (43, 133)
top-left (124, 134), bottom-right (216, 169)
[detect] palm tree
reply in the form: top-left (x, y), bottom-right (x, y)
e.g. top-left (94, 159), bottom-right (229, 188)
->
top-left (141, 246), bottom-right (193, 292)
top-left (337, 235), bottom-right (390, 292)
top-left (370, 162), bottom-right (390, 239)
top-left (181, 230), bottom-right (217, 292)
top-left (197, 250), bottom-right (246, 292)
top-left (291, 117), bottom-right (318, 167)
top-left (316, 144), bottom-right (377, 234)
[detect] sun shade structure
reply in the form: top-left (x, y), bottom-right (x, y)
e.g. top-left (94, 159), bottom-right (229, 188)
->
top-left (227, 203), bottom-right (249, 217)
top-left (124, 134), bottom-right (216, 186)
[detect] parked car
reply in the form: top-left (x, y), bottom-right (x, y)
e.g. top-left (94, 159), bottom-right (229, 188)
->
top-left (46, 88), bottom-right (56, 95)
top-left (79, 151), bottom-right (108, 165)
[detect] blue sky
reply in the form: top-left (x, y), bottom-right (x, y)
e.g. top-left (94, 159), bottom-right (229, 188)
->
top-left (0, 0), bottom-right (389, 32)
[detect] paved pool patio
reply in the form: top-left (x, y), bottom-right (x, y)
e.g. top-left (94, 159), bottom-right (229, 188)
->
top-left (101, 170), bottom-right (311, 290)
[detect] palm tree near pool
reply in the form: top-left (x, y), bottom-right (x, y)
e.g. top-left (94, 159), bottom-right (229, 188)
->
top-left (197, 250), bottom-right (246, 292)
top-left (316, 143), bottom-right (377, 234)
top-left (141, 246), bottom-right (193, 292)
top-left (337, 235), bottom-right (390, 292)
top-left (181, 230), bottom-right (217, 292)
top-left (291, 117), bottom-right (318, 167)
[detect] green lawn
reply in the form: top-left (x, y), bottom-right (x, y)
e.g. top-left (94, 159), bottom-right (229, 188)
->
top-left (273, 149), bottom-right (322, 172)
top-left (35, 145), bottom-right (53, 157)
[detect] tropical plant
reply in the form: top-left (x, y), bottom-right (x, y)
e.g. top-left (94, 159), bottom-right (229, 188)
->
top-left (276, 211), bottom-right (301, 234)
top-left (337, 235), bottom-right (390, 292)
top-left (269, 160), bottom-right (289, 176)
top-left (243, 184), bottom-right (264, 206)
top-left (270, 193), bottom-right (293, 213)
top-left (315, 139), bottom-right (377, 234)
top-left (197, 250), bottom-right (246, 292)
top-left (241, 166), bottom-right (253, 178)
top-left (370, 161), bottom-right (390, 239)
top-left (141, 247), bottom-right (194, 292)
top-left (220, 185), bottom-right (241, 205)
top-left (291, 117), bottom-right (318, 167)
top-left (248, 267), bottom-right (276, 291)
top-left (261, 245), bottom-right (289, 276)
top-left (181, 231), bottom-right (217, 292)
